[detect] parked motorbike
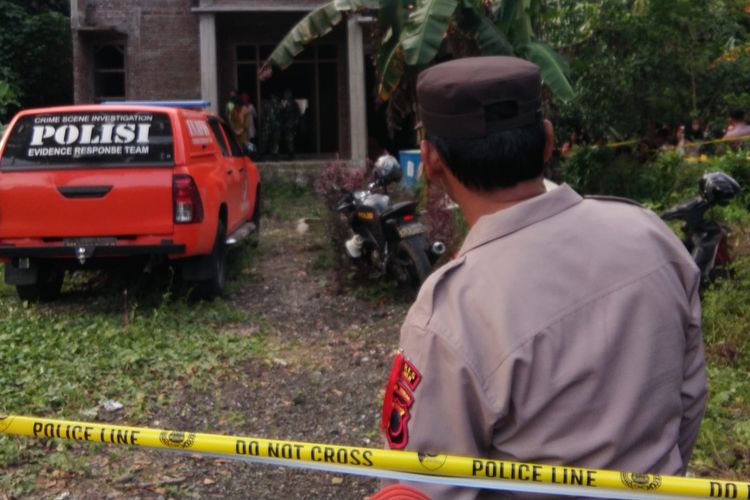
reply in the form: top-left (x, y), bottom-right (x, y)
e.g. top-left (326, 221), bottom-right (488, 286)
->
top-left (661, 171), bottom-right (741, 286)
top-left (336, 155), bottom-right (445, 288)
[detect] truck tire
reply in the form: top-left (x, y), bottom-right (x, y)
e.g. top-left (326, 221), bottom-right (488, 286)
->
top-left (194, 219), bottom-right (228, 299)
top-left (16, 266), bottom-right (64, 302)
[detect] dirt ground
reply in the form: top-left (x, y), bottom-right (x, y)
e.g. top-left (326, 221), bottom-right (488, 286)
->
top-left (17, 216), bottom-right (414, 499)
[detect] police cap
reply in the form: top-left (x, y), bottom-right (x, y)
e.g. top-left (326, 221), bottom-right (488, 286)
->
top-left (416, 56), bottom-right (542, 139)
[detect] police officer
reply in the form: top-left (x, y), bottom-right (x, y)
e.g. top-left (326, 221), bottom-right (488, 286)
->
top-left (279, 89), bottom-right (301, 159)
top-left (379, 56), bottom-right (707, 499)
top-left (260, 94), bottom-right (281, 158)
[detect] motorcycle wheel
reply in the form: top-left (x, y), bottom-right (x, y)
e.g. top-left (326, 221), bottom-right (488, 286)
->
top-left (391, 235), bottom-right (432, 288)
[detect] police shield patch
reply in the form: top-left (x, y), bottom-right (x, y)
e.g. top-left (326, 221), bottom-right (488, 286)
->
top-left (381, 353), bottom-right (422, 449)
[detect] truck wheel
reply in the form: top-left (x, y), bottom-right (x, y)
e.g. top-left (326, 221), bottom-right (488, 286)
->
top-left (195, 219), bottom-right (227, 299)
top-left (16, 266), bottom-right (65, 302)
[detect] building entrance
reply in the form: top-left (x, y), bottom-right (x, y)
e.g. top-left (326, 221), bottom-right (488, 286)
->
top-left (235, 44), bottom-right (339, 157)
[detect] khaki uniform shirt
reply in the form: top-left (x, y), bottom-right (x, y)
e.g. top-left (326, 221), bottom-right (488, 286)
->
top-left (382, 184), bottom-right (707, 499)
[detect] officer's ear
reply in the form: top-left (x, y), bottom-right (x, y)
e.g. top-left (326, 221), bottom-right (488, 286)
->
top-left (420, 139), bottom-right (448, 182)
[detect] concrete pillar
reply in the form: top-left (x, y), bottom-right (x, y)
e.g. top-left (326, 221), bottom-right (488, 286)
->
top-left (347, 16), bottom-right (367, 163)
top-left (199, 12), bottom-right (219, 114)
top-left (69, 0), bottom-right (80, 28)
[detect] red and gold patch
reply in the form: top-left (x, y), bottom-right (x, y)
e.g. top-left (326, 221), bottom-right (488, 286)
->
top-left (381, 352), bottom-right (422, 449)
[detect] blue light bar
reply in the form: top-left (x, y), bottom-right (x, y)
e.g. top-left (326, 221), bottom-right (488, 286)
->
top-left (101, 100), bottom-right (211, 109)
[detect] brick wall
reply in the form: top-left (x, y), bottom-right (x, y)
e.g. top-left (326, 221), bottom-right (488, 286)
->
top-left (73, 0), bottom-right (200, 102)
top-left (207, 0), bottom-right (328, 9)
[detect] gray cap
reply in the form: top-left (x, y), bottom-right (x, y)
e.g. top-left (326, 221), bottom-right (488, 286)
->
top-left (416, 56), bottom-right (542, 139)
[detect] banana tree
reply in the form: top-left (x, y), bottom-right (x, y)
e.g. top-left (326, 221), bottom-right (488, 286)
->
top-left (259, 0), bottom-right (574, 133)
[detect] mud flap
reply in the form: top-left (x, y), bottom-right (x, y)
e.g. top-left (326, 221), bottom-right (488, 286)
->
top-left (181, 255), bottom-right (213, 282)
top-left (4, 259), bottom-right (40, 285)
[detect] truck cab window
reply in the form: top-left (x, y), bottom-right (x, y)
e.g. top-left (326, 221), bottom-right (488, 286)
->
top-left (207, 120), bottom-right (230, 156)
top-left (220, 122), bottom-right (244, 157)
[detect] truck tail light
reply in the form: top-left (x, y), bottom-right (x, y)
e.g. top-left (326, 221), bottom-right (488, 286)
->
top-left (173, 175), bottom-right (204, 224)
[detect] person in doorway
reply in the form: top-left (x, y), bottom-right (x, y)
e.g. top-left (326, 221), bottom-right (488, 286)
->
top-left (260, 94), bottom-right (281, 159)
top-left (279, 89), bottom-right (301, 159)
top-left (229, 96), bottom-right (247, 146)
top-left (378, 56), bottom-right (707, 499)
top-left (241, 92), bottom-right (258, 150)
top-left (224, 89), bottom-right (237, 123)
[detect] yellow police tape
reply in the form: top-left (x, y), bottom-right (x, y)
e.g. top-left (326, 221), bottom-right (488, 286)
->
top-left (605, 134), bottom-right (750, 149)
top-left (1, 414), bottom-right (748, 499)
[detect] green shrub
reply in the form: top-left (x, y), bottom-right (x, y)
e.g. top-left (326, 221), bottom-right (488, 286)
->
top-left (562, 148), bottom-right (750, 210)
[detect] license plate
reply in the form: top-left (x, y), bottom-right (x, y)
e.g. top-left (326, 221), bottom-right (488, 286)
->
top-left (397, 222), bottom-right (426, 238)
top-left (64, 237), bottom-right (117, 247)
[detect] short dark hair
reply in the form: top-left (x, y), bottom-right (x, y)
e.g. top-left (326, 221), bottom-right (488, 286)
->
top-left (426, 115), bottom-right (546, 191)
top-left (730, 109), bottom-right (745, 122)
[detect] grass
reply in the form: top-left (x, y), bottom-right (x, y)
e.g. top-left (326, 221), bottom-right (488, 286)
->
top-left (0, 178), bottom-right (321, 496)
top-left (0, 291), bottom-right (266, 420)
top-left (692, 256), bottom-right (750, 478)
top-left (262, 180), bottom-right (324, 222)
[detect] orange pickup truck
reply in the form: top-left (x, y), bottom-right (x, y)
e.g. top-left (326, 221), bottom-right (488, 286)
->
top-left (0, 102), bottom-right (260, 301)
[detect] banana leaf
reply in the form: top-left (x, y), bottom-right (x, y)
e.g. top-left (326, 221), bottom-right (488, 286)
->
top-left (458, 0), bottom-right (513, 56)
top-left (401, 0), bottom-right (459, 66)
top-left (518, 41), bottom-right (575, 102)
top-left (333, 0), bottom-right (379, 10)
top-left (495, 0), bottom-right (521, 36)
top-left (376, 41), bottom-right (406, 101)
top-left (260, 3), bottom-right (344, 74)
top-left (378, 0), bottom-right (409, 39)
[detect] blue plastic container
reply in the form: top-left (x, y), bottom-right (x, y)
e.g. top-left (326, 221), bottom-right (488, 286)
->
top-left (398, 149), bottom-right (422, 189)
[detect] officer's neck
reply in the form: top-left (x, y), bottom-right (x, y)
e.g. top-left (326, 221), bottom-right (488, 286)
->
top-left (455, 176), bottom-right (547, 227)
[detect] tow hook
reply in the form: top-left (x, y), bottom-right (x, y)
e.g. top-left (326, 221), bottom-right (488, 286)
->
top-left (76, 247), bottom-right (94, 265)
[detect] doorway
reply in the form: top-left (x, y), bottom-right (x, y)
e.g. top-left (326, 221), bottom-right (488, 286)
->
top-left (236, 43), bottom-right (340, 157)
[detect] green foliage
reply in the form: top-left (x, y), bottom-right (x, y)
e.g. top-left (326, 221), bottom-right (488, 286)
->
top-left (0, 278), bottom-right (266, 478)
top-left (400, 0), bottom-right (458, 66)
top-left (0, 292), bottom-right (262, 419)
top-left (693, 258), bottom-right (750, 476)
top-left (262, 0), bottom-right (573, 135)
top-left (517, 41), bottom-right (574, 101)
top-left (546, 0), bottom-right (749, 139)
top-left (263, 178), bottom-right (324, 221)
top-left (0, 80), bottom-right (20, 119)
top-left (562, 147), bottom-right (749, 209)
top-left (260, 4), bottom-right (344, 73)
top-left (0, 0), bottom-right (72, 121)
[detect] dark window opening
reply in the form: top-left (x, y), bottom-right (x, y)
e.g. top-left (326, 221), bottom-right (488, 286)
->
top-left (208, 120), bottom-right (230, 156)
top-left (236, 43), bottom-right (340, 156)
top-left (220, 121), bottom-right (245, 157)
top-left (94, 44), bottom-right (125, 101)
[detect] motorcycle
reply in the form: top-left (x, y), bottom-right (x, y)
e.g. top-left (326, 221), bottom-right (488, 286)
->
top-left (336, 155), bottom-right (445, 288)
top-left (661, 171), bottom-right (741, 287)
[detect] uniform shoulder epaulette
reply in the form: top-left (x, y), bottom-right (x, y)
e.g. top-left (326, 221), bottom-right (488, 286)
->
top-left (584, 195), bottom-right (644, 207)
